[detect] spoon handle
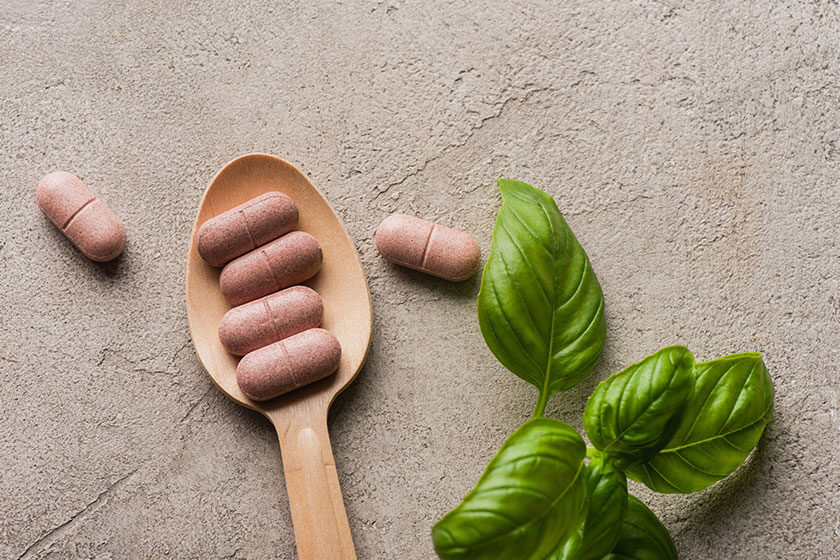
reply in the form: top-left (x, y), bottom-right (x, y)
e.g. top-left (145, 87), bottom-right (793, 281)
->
top-left (277, 416), bottom-right (356, 560)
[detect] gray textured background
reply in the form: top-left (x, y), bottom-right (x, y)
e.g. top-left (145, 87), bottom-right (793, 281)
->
top-left (1, 1), bottom-right (838, 559)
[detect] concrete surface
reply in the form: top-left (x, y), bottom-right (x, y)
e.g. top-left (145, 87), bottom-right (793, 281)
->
top-left (1, 1), bottom-right (838, 558)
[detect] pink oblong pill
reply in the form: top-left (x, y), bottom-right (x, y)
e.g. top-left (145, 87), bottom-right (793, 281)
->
top-left (218, 285), bottom-right (323, 356)
top-left (219, 231), bottom-right (323, 306)
top-left (375, 213), bottom-right (481, 281)
top-left (36, 171), bottom-right (126, 262)
top-left (236, 328), bottom-right (342, 401)
top-left (195, 192), bottom-right (299, 267)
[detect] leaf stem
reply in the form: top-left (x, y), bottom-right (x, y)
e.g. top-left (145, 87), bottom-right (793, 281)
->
top-left (532, 390), bottom-right (549, 418)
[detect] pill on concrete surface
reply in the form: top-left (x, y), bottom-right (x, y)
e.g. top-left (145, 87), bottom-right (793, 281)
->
top-left (36, 171), bottom-right (126, 262)
top-left (236, 327), bottom-right (342, 401)
top-left (195, 192), bottom-right (298, 267)
top-left (375, 213), bottom-right (481, 281)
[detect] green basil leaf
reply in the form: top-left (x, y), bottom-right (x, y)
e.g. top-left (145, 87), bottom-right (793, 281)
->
top-left (477, 179), bottom-right (606, 404)
top-left (624, 352), bottom-right (774, 493)
top-left (602, 495), bottom-right (678, 560)
top-left (551, 455), bottom-right (628, 560)
top-left (584, 346), bottom-right (694, 464)
top-left (432, 418), bottom-right (587, 560)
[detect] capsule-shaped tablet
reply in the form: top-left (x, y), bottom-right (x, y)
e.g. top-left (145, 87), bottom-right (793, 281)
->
top-left (36, 171), bottom-right (126, 262)
top-left (195, 192), bottom-right (298, 267)
top-left (218, 286), bottom-right (323, 356)
top-left (375, 213), bottom-right (481, 281)
top-left (220, 231), bottom-right (323, 306)
top-left (237, 328), bottom-right (341, 401)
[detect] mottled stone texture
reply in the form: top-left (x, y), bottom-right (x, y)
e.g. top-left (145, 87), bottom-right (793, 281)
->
top-left (1, 1), bottom-right (838, 559)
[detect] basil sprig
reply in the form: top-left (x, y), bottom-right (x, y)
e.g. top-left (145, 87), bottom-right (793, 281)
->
top-left (623, 352), bottom-right (774, 493)
top-left (602, 496), bottom-right (678, 560)
top-left (433, 180), bottom-right (774, 559)
top-left (552, 455), bottom-right (628, 560)
top-left (584, 346), bottom-right (694, 466)
top-left (478, 179), bottom-right (605, 416)
top-left (433, 419), bottom-right (587, 560)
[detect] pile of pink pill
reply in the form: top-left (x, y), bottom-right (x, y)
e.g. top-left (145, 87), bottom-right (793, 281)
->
top-left (195, 192), bottom-right (341, 401)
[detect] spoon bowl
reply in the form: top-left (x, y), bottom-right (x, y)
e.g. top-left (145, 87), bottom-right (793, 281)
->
top-left (186, 154), bottom-right (371, 559)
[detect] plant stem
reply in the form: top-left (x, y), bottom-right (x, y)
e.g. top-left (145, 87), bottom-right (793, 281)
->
top-left (532, 390), bottom-right (549, 418)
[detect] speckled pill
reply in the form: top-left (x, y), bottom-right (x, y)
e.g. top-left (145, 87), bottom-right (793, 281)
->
top-left (36, 171), bottom-right (126, 262)
top-left (219, 231), bottom-right (323, 306)
top-left (375, 213), bottom-right (481, 281)
top-left (236, 328), bottom-right (342, 401)
top-left (218, 285), bottom-right (323, 356)
top-left (195, 192), bottom-right (298, 267)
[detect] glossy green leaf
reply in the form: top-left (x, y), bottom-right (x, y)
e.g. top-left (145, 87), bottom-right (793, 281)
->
top-left (477, 179), bottom-right (606, 406)
top-left (584, 346), bottom-right (694, 464)
top-left (602, 495), bottom-right (678, 560)
top-left (432, 418), bottom-right (587, 560)
top-left (624, 352), bottom-right (774, 493)
top-left (550, 455), bottom-right (628, 560)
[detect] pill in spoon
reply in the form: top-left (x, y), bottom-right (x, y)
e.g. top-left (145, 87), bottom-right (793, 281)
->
top-left (218, 285), bottom-right (323, 356)
top-left (236, 327), bottom-right (342, 401)
top-left (196, 191), bottom-right (298, 267)
top-left (220, 230), bottom-right (323, 306)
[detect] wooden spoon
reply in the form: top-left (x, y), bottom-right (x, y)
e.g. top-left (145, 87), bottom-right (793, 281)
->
top-left (186, 154), bottom-right (372, 559)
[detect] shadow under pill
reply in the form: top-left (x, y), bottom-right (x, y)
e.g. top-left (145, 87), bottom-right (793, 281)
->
top-left (387, 262), bottom-right (482, 300)
top-left (42, 216), bottom-right (129, 279)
